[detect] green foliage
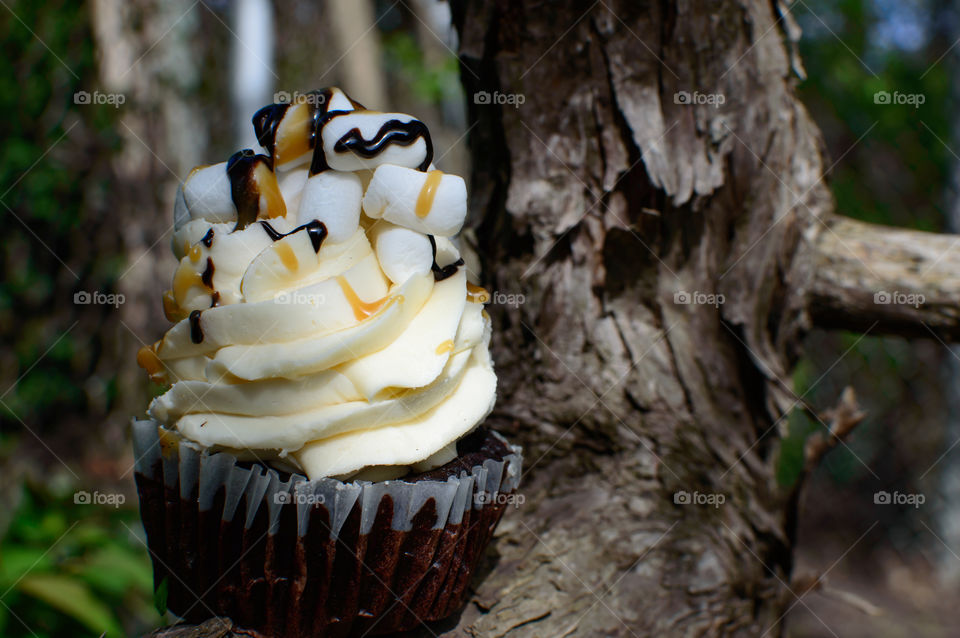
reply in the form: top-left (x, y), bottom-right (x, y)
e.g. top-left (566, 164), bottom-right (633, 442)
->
top-left (0, 483), bottom-right (158, 638)
top-left (381, 31), bottom-right (461, 104)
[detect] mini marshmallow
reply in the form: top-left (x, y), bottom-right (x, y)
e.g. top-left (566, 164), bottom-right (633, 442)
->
top-left (318, 111), bottom-right (432, 172)
top-left (253, 87), bottom-right (360, 171)
top-left (297, 170), bottom-right (363, 243)
top-left (278, 167), bottom-right (309, 212)
top-left (181, 163), bottom-right (235, 225)
top-left (362, 165), bottom-right (467, 237)
top-left (369, 222), bottom-right (433, 285)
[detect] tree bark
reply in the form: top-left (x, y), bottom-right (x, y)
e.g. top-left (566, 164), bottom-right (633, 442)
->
top-left (149, 1), bottom-right (960, 635)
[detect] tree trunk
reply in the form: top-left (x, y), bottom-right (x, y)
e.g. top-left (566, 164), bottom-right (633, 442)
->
top-left (443, 0), bottom-right (959, 635)
top-left (150, 1), bottom-right (960, 635)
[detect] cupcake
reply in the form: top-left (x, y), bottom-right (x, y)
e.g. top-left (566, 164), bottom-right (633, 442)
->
top-left (132, 87), bottom-right (522, 637)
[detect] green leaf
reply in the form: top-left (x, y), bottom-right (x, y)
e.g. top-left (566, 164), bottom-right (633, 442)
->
top-left (17, 573), bottom-right (122, 637)
top-left (154, 577), bottom-right (168, 616)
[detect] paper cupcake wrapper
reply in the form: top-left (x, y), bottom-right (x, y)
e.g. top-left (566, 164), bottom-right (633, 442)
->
top-left (131, 418), bottom-right (522, 637)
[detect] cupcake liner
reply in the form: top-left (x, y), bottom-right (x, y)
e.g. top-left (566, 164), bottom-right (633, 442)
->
top-left (131, 418), bottom-right (522, 637)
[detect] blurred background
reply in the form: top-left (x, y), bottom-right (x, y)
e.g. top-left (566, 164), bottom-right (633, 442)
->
top-left (0, 0), bottom-right (958, 635)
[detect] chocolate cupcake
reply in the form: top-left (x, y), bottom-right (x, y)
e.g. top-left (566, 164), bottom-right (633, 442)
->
top-left (133, 87), bottom-right (522, 636)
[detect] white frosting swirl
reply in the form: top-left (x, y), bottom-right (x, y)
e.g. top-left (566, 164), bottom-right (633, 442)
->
top-left (140, 95), bottom-right (495, 480)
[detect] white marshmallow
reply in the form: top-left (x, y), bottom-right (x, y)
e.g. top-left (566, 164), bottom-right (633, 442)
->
top-left (319, 111), bottom-right (430, 171)
top-left (325, 88), bottom-right (356, 112)
top-left (297, 170), bottom-right (363, 243)
top-left (182, 163), bottom-right (235, 225)
top-left (369, 222), bottom-right (433, 285)
top-left (362, 165), bottom-right (467, 237)
top-left (278, 167), bottom-right (309, 212)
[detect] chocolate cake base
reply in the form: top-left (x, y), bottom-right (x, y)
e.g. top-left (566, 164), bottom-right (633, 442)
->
top-left (134, 427), bottom-right (518, 637)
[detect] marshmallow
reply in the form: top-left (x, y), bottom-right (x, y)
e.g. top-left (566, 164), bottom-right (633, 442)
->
top-left (278, 167), bottom-right (309, 212)
top-left (253, 87), bottom-right (360, 171)
top-left (297, 170), bottom-right (363, 243)
top-left (317, 111), bottom-right (432, 172)
top-left (173, 183), bottom-right (189, 230)
top-left (369, 222), bottom-right (433, 285)
top-left (181, 163), bottom-right (234, 225)
top-left (362, 165), bottom-right (467, 237)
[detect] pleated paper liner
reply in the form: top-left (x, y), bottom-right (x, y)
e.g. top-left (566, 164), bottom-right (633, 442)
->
top-left (131, 418), bottom-right (522, 637)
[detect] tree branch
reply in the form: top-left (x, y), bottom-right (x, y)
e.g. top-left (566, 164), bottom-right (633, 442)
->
top-left (799, 215), bottom-right (960, 340)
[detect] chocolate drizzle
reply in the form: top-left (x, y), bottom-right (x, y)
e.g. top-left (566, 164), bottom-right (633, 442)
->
top-left (427, 235), bottom-right (464, 282)
top-left (226, 149), bottom-right (274, 231)
top-left (333, 118), bottom-right (434, 171)
top-left (258, 219), bottom-right (328, 253)
top-left (252, 103), bottom-right (291, 157)
top-left (255, 89), bottom-right (366, 168)
top-left (201, 258), bottom-right (215, 288)
top-left (188, 310), bottom-right (204, 344)
top-left (201, 228), bottom-right (214, 248)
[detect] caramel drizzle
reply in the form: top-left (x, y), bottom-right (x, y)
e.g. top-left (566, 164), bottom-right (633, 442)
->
top-left (253, 89), bottom-right (363, 166)
top-left (275, 242), bottom-right (299, 271)
top-left (435, 339), bottom-right (454, 354)
top-left (226, 149), bottom-right (286, 231)
top-left (336, 276), bottom-right (389, 321)
top-left (415, 170), bottom-right (443, 218)
top-left (466, 282), bottom-right (491, 303)
top-left (136, 343), bottom-right (166, 384)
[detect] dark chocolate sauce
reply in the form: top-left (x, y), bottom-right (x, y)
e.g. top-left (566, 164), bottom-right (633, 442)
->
top-left (210, 291), bottom-right (220, 307)
top-left (258, 219), bottom-right (328, 253)
top-left (252, 103), bottom-right (290, 157)
top-left (201, 258), bottom-right (215, 288)
top-left (226, 149), bottom-right (274, 231)
top-left (188, 310), bottom-right (204, 344)
top-left (201, 228), bottom-right (214, 248)
top-left (332, 118), bottom-right (434, 171)
top-left (427, 235), bottom-right (464, 281)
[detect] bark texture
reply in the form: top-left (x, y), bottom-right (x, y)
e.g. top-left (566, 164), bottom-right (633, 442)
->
top-left (150, 1), bottom-right (960, 636)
